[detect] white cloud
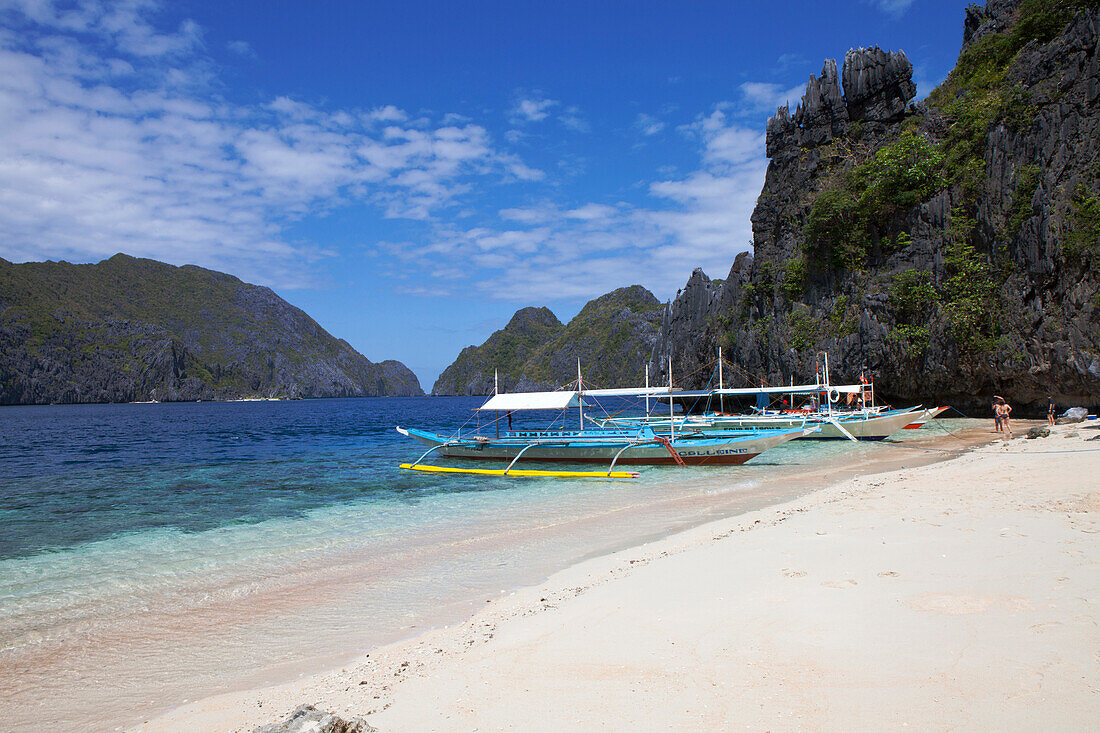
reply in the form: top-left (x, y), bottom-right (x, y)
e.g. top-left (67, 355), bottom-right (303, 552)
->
top-left (226, 40), bottom-right (255, 58)
top-left (0, 0), bottom-right (539, 287)
top-left (775, 53), bottom-right (805, 70)
top-left (2, 0), bottom-right (772, 304)
top-left (870, 0), bottom-right (916, 18)
top-left (386, 108), bottom-right (767, 303)
top-left (681, 109), bottom-right (766, 166)
top-left (366, 104), bottom-right (407, 123)
top-left (511, 96), bottom-right (558, 123)
top-left (565, 203), bottom-right (616, 221)
top-left (2, 0), bottom-right (205, 57)
top-left (634, 112), bottom-right (665, 136)
top-left (738, 81), bottom-right (805, 114)
top-left (499, 205), bottom-right (556, 225)
top-left (559, 105), bottom-right (589, 132)
top-left (509, 95), bottom-right (588, 132)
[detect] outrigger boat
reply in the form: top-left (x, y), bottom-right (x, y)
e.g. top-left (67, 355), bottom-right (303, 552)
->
top-left (601, 405), bottom-right (945, 441)
top-left (398, 423), bottom-right (811, 470)
top-left (397, 361), bottom-right (812, 478)
top-left (597, 352), bottom-right (949, 442)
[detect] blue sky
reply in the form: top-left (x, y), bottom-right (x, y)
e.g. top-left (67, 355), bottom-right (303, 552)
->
top-left (0, 0), bottom-right (970, 387)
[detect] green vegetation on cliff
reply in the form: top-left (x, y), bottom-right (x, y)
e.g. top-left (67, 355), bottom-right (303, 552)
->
top-left (804, 129), bottom-right (944, 268)
top-left (800, 0), bottom-right (1100, 358)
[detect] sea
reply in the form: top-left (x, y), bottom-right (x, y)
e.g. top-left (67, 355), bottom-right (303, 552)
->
top-left (0, 397), bottom-right (984, 731)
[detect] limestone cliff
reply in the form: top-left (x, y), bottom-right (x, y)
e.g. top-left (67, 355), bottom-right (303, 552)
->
top-left (0, 254), bottom-right (424, 403)
top-left (651, 0), bottom-right (1100, 415)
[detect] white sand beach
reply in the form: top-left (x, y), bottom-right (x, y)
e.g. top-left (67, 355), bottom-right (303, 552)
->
top-left (139, 423), bottom-right (1100, 732)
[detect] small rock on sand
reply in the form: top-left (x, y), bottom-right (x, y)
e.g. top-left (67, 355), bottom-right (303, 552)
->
top-left (1055, 407), bottom-right (1088, 425)
top-left (253, 704), bottom-right (375, 733)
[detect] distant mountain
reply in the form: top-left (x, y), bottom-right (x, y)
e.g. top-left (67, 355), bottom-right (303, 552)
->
top-left (432, 285), bottom-right (663, 395)
top-left (0, 254), bottom-right (423, 403)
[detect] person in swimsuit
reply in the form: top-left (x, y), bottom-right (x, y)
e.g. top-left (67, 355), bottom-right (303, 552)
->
top-left (1048, 395), bottom-right (1056, 426)
top-left (992, 396), bottom-right (1004, 433)
top-left (997, 399), bottom-right (1013, 438)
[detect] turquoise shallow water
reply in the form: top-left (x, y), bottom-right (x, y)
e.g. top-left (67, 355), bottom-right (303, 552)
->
top-left (0, 397), bottom-right (503, 558)
top-left (0, 398), bottom-right (979, 731)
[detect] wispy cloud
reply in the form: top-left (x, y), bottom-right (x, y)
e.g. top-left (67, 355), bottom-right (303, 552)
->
top-left (510, 95), bottom-right (559, 123)
top-left (738, 81), bottom-right (805, 114)
top-left (226, 40), bottom-right (255, 58)
top-left (509, 94), bottom-right (589, 132)
top-left (869, 0), bottom-right (916, 18)
top-left (386, 107), bottom-right (766, 302)
top-left (775, 53), bottom-right (805, 70)
top-left (0, 0), bottom-right (539, 286)
top-left (634, 112), bottom-right (665, 136)
top-left (559, 105), bottom-right (590, 132)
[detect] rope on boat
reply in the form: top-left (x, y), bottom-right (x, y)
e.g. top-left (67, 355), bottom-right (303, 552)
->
top-left (654, 435), bottom-right (687, 466)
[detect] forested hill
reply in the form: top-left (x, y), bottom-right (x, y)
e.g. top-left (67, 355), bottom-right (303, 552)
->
top-left (432, 285), bottom-right (663, 395)
top-left (0, 254), bottom-right (423, 403)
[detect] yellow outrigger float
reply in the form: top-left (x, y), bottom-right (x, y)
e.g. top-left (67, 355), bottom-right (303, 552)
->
top-left (398, 463), bottom-right (639, 479)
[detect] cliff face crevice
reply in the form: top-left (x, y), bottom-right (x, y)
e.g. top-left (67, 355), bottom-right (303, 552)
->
top-left (651, 0), bottom-right (1100, 415)
top-left (0, 255), bottom-right (423, 403)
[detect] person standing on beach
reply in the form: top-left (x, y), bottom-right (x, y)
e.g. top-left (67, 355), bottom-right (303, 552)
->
top-left (996, 399), bottom-right (1013, 438)
top-left (992, 396), bottom-right (1004, 433)
top-left (1048, 395), bottom-right (1056, 426)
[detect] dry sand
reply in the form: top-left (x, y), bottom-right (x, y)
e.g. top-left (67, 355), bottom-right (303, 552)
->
top-left (137, 424), bottom-right (1100, 732)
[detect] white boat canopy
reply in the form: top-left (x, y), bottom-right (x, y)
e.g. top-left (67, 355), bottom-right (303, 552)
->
top-left (711, 383), bottom-right (863, 396)
top-left (580, 387), bottom-right (679, 397)
top-left (478, 391), bottom-right (589, 411)
top-left (657, 384), bottom-right (863, 399)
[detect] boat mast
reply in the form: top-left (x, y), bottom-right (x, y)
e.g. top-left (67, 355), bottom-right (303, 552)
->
top-left (668, 355), bottom-right (675, 441)
top-left (645, 363), bottom-right (650, 415)
top-left (577, 358), bottom-right (583, 430)
top-left (718, 346), bottom-right (724, 415)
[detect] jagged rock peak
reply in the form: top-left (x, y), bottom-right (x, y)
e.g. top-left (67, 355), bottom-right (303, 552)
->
top-left (842, 47), bottom-right (916, 122)
top-left (964, 0), bottom-right (1021, 49)
top-left (766, 45), bottom-right (916, 156)
top-left (657, 269), bottom-right (720, 342)
top-left (505, 306), bottom-right (562, 330)
top-left (765, 104), bottom-right (795, 157)
top-left (793, 58), bottom-right (847, 130)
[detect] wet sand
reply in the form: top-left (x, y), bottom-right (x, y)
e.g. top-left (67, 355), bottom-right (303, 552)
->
top-left (129, 420), bottom-right (1100, 732)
